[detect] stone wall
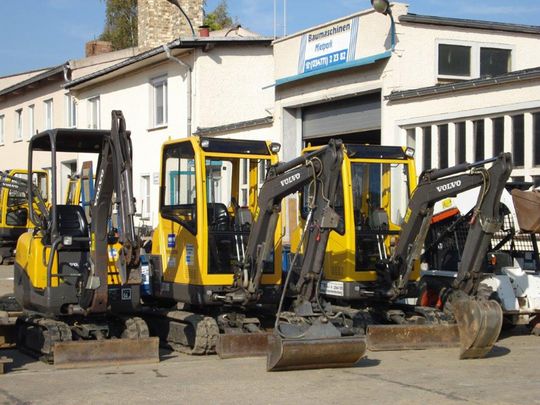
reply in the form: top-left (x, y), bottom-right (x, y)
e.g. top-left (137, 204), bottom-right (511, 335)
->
top-left (138, 0), bottom-right (204, 49)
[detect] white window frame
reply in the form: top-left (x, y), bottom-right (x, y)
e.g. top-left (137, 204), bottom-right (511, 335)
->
top-left (0, 115), bottom-right (4, 145)
top-left (44, 98), bottom-right (53, 130)
top-left (88, 96), bottom-right (100, 129)
top-left (151, 76), bottom-right (168, 128)
top-left (15, 108), bottom-right (23, 141)
top-left (436, 39), bottom-right (514, 81)
top-left (27, 104), bottom-right (35, 140)
top-left (65, 94), bottom-right (77, 128)
top-left (140, 174), bottom-right (151, 219)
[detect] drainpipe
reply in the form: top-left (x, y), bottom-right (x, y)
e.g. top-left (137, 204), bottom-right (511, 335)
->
top-left (163, 44), bottom-right (193, 136)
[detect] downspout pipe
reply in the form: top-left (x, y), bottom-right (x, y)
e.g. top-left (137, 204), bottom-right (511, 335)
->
top-left (163, 44), bottom-right (193, 136)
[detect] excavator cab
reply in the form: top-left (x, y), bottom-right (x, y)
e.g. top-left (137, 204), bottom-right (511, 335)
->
top-left (295, 145), bottom-right (418, 297)
top-left (0, 169), bottom-right (48, 263)
top-left (147, 137), bottom-right (281, 355)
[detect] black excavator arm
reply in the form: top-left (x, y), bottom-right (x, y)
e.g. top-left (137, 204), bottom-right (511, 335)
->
top-left (86, 110), bottom-right (141, 314)
top-left (377, 153), bottom-right (512, 359)
top-left (384, 153), bottom-right (513, 300)
top-left (222, 139), bottom-right (344, 305)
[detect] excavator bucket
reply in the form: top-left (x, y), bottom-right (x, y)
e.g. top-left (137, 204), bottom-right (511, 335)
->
top-left (267, 334), bottom-right (367, 371)
top-left (216, 333), bottom-right (270, 359)
top-left (367, 324), bottom-right (460, 351)
top-left (452, 298), bottom-right (503, 359)
top-left (53, 337), bottom-right (159, 368)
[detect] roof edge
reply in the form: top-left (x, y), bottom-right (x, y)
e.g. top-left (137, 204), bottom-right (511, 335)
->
top-left (400, 14), bottom-right (540, 35)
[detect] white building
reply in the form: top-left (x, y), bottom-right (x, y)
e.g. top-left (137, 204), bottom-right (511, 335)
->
top-left (273, 3), bottom-right (540, 185)
top-left (0, 48), bottom-right (136, 199)
top-left (65, 33), bottom-right (275, 226)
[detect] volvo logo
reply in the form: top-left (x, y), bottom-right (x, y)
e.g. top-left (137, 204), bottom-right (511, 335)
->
top-left (436, 180), bottom-right (462, 192)
top-left (280, 173), bottom-right (301, 187)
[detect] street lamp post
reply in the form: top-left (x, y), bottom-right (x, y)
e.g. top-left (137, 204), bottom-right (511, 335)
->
top-left (371, 0), bottom-right (396, 50)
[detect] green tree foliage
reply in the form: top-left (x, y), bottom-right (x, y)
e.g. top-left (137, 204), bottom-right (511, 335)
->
top-left (204, 0), bottom-right (237, 31)
top-left (99, 0), bottom-right (138, 50)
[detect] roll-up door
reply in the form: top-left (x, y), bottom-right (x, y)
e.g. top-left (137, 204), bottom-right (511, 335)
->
top-left (302, 92), bottom-right (381, 140)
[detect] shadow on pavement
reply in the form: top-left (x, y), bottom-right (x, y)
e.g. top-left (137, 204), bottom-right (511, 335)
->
top-left (483, 345), bottom-right (510, 359)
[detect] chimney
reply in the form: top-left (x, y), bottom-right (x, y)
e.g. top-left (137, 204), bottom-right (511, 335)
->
top-left (198, 25), bottom-right (210, 37)
top-left (85, 40), bottom-right (113, 57)
top-left (138, 0), bottom-right (204, 49)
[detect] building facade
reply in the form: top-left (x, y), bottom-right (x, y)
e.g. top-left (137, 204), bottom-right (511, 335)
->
top-left (273, 3), bottom-right (540, 184)
top-left (65, 34), bottom-right (275, 226)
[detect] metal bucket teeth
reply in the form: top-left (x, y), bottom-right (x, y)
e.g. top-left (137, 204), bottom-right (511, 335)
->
top-left (216, 333), bottom-right (270, 359)
top-left (266, 334), bottom-right (367, 372)
top-left (53, 337), bottom-right (159, 368)
top-left (453, 298), bottom-right (503, 359)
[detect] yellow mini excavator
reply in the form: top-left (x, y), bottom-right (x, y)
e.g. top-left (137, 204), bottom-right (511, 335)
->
top-left (0, 169), bottom-right (48, 264)
top-left (12, 111), bottom-right (158, 366)
top-left (293, 145), bottom-right (512, 359)
top-left (146, 137), bottom-right (366, 369)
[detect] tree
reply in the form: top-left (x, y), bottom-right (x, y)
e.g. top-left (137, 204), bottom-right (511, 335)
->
top-left (99, 0), bottom-right (138, 50)
top-left (204, 0), bottom-right (237, 31)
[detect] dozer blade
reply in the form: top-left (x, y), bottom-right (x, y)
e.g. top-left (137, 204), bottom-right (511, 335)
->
top-left (54, 337), bottom-right (159, 369)
top-left (0, 311), bottom-right (18, 349)
top-left (453, 298), bottom-right (503, 359)
top-left (367, 324), bottom-right (460, 351)
top-left (216, 333), bottom-right (270, 359)
top-left (267, 334), bottom-right (366, 371)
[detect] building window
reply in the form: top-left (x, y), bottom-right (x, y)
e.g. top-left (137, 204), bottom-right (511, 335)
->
top-left (455, 122), bottom-right (466, 164)
top-left (151, 76), bottom-right (168, 127)
top-left (88, 96), bottom-right (100, 129)
top-left (512, 114), bottom-right (524, 167)
top-left (28, 104), bottom-right (35, 139)
top-left (438, 124), bottom-right (448, 169)
top-left (65, 94), bottom-right (77, 128)
top-left (422, 126), bottom-right (432, 171)
top-left (474, 119), bottom-right (485, 162)
top-left (44, 99), bottom-right (53, 130)
top-left (438, 44), bottom-right (471, 77)
top-left (140, 175), bottom-right (151, 219)
top-left (438, 43), bottom-right (512, 80)
top-left (480, 48), bottom-right (511, 77)
top-left (15, 109), bottom-right (23, 141)
top-left (0, 115), bottom-right (4, 145)
top-left (492, 117), bottom-right (504, 157)
top-left (534, 113), bottom-right (540, 167)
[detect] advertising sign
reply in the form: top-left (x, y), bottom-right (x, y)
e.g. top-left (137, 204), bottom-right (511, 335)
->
top-left (298, 17), bottom-right (359, 75)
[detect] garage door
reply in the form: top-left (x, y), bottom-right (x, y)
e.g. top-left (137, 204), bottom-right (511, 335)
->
top-left (302, 92), bottom-right (381, 140)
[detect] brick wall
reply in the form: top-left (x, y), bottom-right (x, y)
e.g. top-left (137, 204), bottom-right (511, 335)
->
top-left (138, 0), bottom-right (204, 49)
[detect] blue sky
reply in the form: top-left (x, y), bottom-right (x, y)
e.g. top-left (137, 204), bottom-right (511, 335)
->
top-left (1, 0), bottom-right (539, 77)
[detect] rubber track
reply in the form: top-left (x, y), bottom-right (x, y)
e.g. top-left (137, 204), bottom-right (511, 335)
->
top-left (17, 316), bottom-right (72, 363)
top-left (166, 312), bottom-right (220, 355)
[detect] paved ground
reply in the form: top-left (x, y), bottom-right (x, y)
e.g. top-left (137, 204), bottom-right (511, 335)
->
top-left (1, 265), bottom-right (539, 405)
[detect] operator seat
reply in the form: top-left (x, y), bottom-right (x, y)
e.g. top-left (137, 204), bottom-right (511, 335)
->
top-left (56, 204), bottom-right (90, 249)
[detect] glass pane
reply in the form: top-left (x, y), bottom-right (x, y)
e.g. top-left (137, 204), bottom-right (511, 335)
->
top-left (481, 48), bottom-right (510, 77)
top-left (512, 114), bottom-right (524, 167)
top-left (155, 83), bottom-right (164, 125)
top-left (455, 122), bottom-right (466, 164)
top-left (493, 117), bottom-right (505, 156)
top-left (423, 126), bottom-right (432, 171)
top-left (474, 119), bottom-right (485, 162)
top-left (206, 160), bottom-right (233, 205)
top-left (534, 113), bottom-right (540, 166)
top-left (439, 44), bottom-right (471, 76)
top-left (438, 124), bottom-right (448, 169)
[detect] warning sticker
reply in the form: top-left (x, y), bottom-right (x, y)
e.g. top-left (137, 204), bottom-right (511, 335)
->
top-left (320, 281), bottom-right (344, 297)
top-left (186, 244), bottom-right (194, 265)
top-left (121, 288), bottom-right (132, 301)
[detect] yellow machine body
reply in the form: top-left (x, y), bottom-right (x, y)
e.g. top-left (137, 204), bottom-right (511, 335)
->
top-left (0, 169), bottom-right (48, 263)
top-left (292, 145), bottom-right (418, 298)
top-left (150, 137), bottom-right (281, 305)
